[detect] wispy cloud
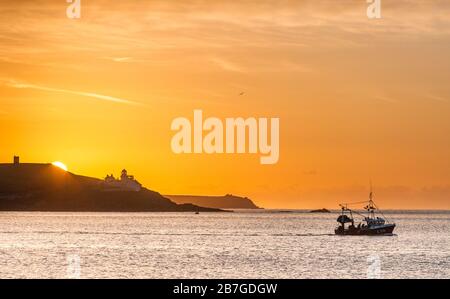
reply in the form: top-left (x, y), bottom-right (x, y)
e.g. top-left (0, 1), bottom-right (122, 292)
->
top-left (103, 57), bottom-right (133, 63)
top-left (209, 56), bottom-right (312, 73)
top-left (3, 80), bottom-right (143, 106)
top-left (2, 0), bottom-right (449, 62)
top-left (372, 95), bottom-right (398, 103)
top-left (210, 57), bottom-right (246, 73)
top-left (426, 94), bottom-right (449, 103)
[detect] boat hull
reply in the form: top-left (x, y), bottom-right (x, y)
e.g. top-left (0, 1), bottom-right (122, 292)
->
top-left (335, 224), bottom-right (396, 236)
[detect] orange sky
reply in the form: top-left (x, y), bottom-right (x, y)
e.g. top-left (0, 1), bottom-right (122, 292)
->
top-left (1, 0), bottom-right (449, 209)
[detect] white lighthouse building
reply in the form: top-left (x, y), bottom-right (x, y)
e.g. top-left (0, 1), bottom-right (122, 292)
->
top-left (103, 169), bottom-right (142, 192)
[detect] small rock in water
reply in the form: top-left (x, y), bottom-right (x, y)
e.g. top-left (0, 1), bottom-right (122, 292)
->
top-left (310, 208), bottom-right (331, 213)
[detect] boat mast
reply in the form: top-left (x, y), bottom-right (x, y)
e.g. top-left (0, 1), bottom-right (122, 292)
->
top-left (368, 181), bottom-right (375, 219)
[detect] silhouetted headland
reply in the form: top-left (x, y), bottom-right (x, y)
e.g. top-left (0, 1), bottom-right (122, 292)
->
top-left (0, 158), bottom-right (223, 212)
top-left (165, 194), bottom-right (261, 209)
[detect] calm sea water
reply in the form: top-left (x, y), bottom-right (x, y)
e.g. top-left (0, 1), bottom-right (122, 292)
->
top-left (0, 210), bottom-right (449, 279)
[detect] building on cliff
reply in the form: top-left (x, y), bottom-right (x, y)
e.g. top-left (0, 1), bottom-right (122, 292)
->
top-left (102, 169), bottom-right (142, 192)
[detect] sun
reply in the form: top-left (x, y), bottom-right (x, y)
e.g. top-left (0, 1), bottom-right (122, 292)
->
top-left (52, 161), bottom-right (68, 171)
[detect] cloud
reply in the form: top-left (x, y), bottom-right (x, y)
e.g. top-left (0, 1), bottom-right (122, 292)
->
top-left (103, 57), bottom-right (133, 63)
top-left (426, 94), bottom-right (449, 103)
top-left (0, 0), bottom-right (448, 78)
top-left (3, 80), bottom-right (143, 106)
top-left (372, 95), bottom-right (398, 103)
top-left (1, 0), bottom-right (449, 61)
top-left (296, 184), bottom-right (450, 209)
top-left (209, 57), bottom-right (246, 73)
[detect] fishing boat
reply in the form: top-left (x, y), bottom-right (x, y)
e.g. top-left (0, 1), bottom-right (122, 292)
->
top-left (335, 189), bottom-right (396, 236)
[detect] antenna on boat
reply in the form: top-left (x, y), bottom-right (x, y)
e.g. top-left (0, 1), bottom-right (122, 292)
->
top-left (367, 180), bottom-right (375, 219)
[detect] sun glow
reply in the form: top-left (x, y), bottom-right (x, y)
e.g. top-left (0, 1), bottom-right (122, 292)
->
top-left (52, 161), bottom-right (68, 171)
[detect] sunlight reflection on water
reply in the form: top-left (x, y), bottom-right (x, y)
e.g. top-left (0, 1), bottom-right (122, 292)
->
top-left (0, 211), bottom-right (449, 278)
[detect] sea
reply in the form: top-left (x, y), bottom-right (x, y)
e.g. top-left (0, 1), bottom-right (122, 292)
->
top-left (0, 210), bottom-right (449, 279)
